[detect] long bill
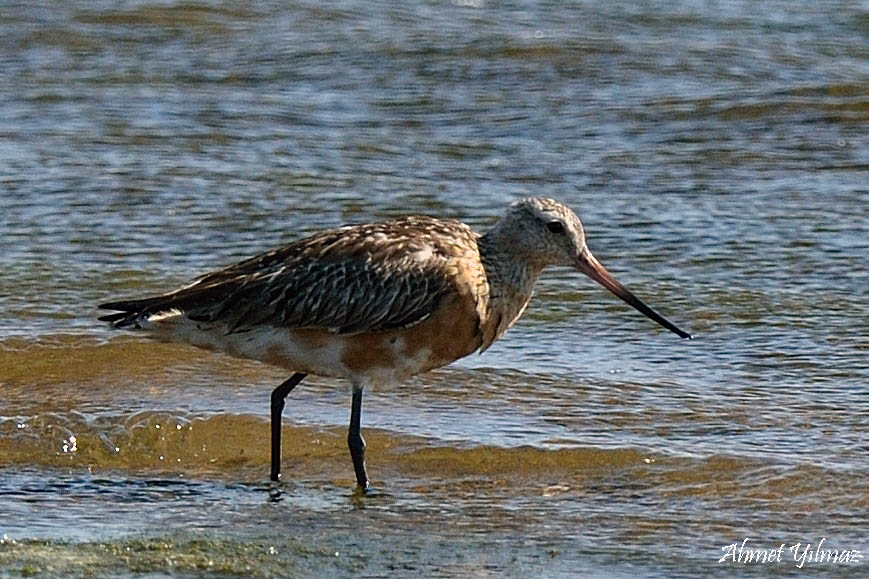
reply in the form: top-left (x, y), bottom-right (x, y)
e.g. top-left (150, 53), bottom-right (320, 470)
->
top-left (575, 249), bottom-right (692, 339)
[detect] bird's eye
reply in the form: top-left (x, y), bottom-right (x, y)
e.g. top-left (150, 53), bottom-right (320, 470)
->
top-left (546, 221), bottom-right (565, 234)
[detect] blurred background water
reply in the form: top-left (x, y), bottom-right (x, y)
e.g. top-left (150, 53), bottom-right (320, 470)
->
top-left (0, 0), bottom-right (867, 577)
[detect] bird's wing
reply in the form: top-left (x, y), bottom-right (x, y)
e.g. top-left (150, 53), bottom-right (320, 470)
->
top-left (99, 217), bottom-right (487, 335)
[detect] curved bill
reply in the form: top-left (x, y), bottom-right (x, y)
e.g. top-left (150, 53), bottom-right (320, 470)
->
top-left (575, 249), bottom-right (692, 339)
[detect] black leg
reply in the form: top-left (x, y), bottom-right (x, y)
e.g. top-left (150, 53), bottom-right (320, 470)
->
top-left (348, 386), bottom-right (369, 491)
top-left (270, 372), bottom-right (306, 482)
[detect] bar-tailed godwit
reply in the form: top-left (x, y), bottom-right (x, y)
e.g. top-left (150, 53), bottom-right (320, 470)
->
top-left (99, 198), bottom-right (691, 491)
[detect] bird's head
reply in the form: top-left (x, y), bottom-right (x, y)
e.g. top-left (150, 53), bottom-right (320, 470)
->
top-left (502, 197), bottom-right (589, 269)
top-left (500, 197), bottom-right (692, 339)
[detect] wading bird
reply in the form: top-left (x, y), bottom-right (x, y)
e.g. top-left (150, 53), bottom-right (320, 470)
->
top-left (99, 198), bottom-right (691, 491)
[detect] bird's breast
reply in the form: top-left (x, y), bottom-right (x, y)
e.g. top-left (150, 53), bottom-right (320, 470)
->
top-left (336, 290), bottom-right (484, 382)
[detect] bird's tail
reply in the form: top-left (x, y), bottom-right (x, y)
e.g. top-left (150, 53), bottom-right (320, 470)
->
top-left (97, 296), bottom-right (173, 328)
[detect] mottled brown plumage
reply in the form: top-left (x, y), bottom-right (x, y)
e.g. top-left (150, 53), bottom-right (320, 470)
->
top-left (102, 216), bottom-right (488, 337)
top-left (98, 197), bottom-right (691, 491)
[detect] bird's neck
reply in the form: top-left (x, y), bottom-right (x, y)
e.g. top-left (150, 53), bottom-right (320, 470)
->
top-left (477, 228), bottom-right (545, 350)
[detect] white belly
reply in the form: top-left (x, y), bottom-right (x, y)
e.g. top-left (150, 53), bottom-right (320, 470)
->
top-left (139, 311), bottom-right (433, 386)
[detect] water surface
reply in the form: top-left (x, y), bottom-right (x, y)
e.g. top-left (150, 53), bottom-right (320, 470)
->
top-left (1, 0), bottom-right (867, 577)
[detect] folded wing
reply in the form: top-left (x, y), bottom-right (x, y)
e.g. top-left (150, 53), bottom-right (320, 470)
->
top-left (98, 218), bottom-right (482, 335)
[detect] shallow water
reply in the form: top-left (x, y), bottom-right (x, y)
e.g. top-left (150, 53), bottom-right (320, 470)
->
top-left (1, 0), bottom-right (867, 577)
